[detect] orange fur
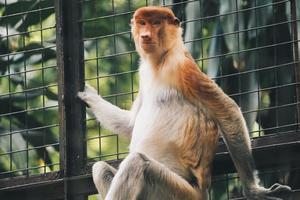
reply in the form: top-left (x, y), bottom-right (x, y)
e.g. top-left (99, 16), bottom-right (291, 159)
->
top-left (177, 110), bottom-right (219, 190)
top-left (176, 53), bottom-right (248, 138)
top-left (132, 6), bottom-right (177, 25)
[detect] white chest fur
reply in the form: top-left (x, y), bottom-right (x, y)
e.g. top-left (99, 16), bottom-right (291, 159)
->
top-left (128, 61), bottom-right (200, 179)
top-left (129, 62), bottom-right (198, 178)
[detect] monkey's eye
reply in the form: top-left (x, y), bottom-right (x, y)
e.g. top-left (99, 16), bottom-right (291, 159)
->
top-left (152, 20), bottom-right (161, 25)
top-left (138, 20), bottom-right (146, 26)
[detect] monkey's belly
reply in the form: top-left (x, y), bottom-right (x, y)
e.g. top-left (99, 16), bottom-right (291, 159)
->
top-left (129, 101), bottom-right (198, 180)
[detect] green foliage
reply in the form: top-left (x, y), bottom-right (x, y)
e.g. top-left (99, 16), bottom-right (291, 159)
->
top-left (0, 0), bottom-right (143, 176)
top-left (82, 0), bottom-right (142, 163)
top-left (0, 0), bottom-right (58, 177)
top-left (0, 0), bottom-right (53, 31)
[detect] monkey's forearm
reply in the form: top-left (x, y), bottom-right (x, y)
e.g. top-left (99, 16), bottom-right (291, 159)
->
top-left (78, 87), bottom-right (133, 137)
top-left (205, 88), bottom-right (259, 187)
top-left (220, 115), bottom-right (258, 188)
top-left (90, 98), bottom-right (133, 136)
top-left (205, 90), bottom-right (260, 188)
top-left (200, 84), bottom-right (259, 188)
top-left (203, 90), bottom-right (260, 188)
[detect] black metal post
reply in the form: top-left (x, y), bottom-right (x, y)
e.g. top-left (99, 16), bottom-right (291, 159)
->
top-left (55, 0), bottom-right (86, 199)
top-left (291, 0), bottom-right (300, 128)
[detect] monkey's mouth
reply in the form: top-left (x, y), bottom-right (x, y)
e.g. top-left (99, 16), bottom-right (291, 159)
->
top-left (140, 42), bottom-right (158, 51)
top-left (141, 42), bottom-right (157, 45)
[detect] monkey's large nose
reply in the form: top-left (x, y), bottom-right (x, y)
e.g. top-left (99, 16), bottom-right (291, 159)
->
top-left (141, 32), bottom-right (152, 41)
top-left (141, 34), bottom-right (149, 38)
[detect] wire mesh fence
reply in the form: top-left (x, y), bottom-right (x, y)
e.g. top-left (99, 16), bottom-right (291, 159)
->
top-left (0, 0), bottom-right (59, 179)
top-left (0, 0), bottom-right (300, 199)
top-left (82, 0), bottom-right (141, 163)
top-left (82, 0), bottom-right (300, 164)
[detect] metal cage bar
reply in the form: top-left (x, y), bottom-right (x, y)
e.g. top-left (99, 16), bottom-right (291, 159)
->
top-left (55, 0), bottom-right (87, 199)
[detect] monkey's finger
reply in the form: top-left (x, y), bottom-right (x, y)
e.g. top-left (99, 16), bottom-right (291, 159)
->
top-left (269, 183), bottom-right (281, 190)
top-left (262, 197), bottom-right (282, 200)
top-left (77, 91), bottom-right (86, 100)
top-left (77, 92), bottom-right (90, 107)
top-left (268, 183), bottom-right (291, 193)
top-left (84, 84), bottom-right (98, 94)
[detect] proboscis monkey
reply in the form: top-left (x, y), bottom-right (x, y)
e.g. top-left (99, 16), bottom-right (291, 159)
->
top-left (78, 6), bottom-right (291, 200)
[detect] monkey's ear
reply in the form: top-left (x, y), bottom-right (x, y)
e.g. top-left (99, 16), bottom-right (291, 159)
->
top-left (173, 17), bottom-right (180, 26)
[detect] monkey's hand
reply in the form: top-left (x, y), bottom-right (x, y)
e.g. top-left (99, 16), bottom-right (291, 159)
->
top-left (77, 84), bottom-right (104, 107)
top-left (244, 183), bottom-right (291, 200)
top-left (78, 84), bottom-right (132, 136)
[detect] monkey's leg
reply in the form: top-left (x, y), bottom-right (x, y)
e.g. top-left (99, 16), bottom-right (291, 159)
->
top-left (92, 161), bottom-right (117, 200)
top-left (105, 152), bottom-right (200, 200)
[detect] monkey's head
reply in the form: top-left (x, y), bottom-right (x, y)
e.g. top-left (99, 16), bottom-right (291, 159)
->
top-left (131, 6), bottom-right (181, 56)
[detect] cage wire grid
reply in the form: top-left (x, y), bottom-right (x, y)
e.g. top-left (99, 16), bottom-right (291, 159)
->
top-left (81, 0), bottom-right (300, 199)
top-left (0, 0), bottom-right (300, 199)
top-left (82, 0), bottom-right (299, 160)
top-left (0, 0), bottom-right (59, 178)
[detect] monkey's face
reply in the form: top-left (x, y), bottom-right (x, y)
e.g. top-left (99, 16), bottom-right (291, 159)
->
top-left (131, 7), bottom-right (181, 56)
top-left (134, 18), bottom-right (164, 53)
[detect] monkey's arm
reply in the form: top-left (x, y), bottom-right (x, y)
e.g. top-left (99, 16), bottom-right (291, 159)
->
top-left (178, 56), bottom-right (291, 199)
top-left (78, 85), bottom-right (140, 137)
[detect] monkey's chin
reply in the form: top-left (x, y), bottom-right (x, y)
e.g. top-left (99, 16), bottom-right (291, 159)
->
top-left (140, 44), bottom-right (158, 53)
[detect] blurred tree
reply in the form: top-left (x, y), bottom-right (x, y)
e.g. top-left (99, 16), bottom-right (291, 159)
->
top-left (206, 0), bottom-right (297, 141)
